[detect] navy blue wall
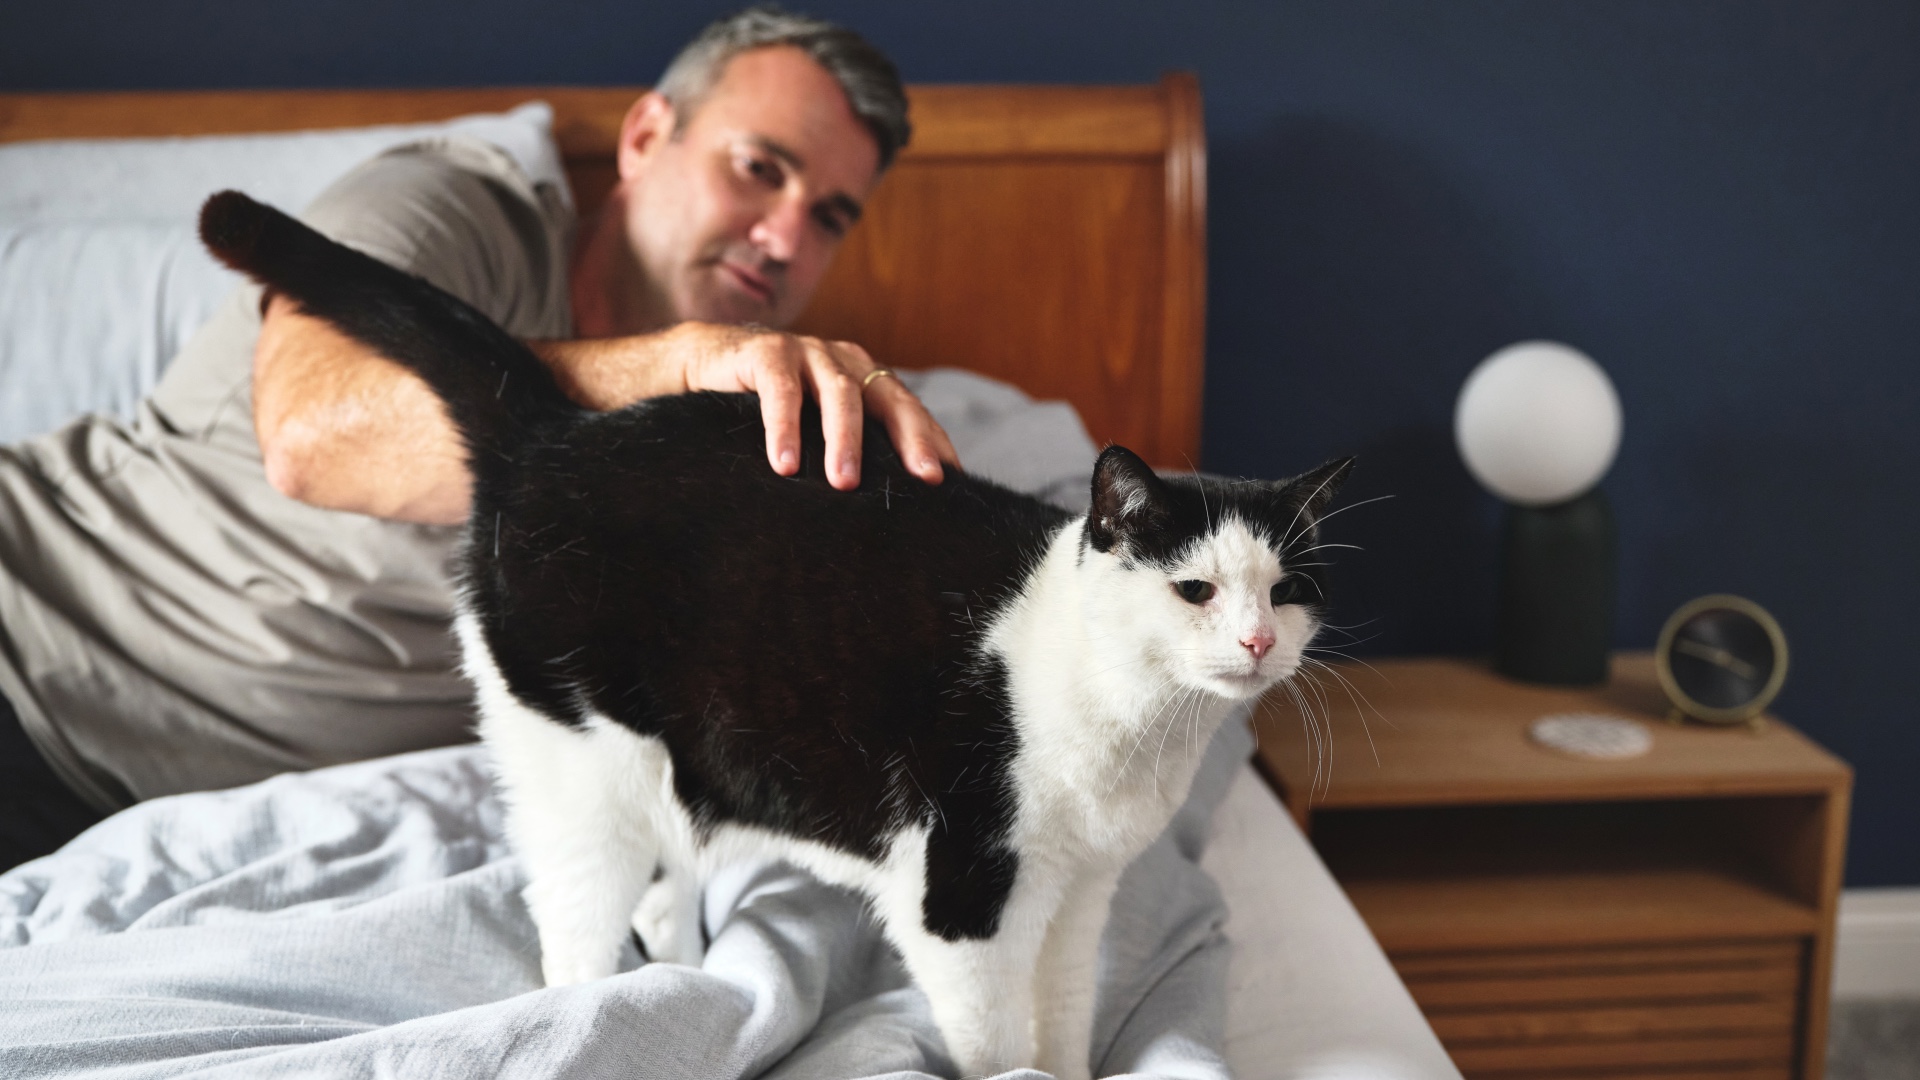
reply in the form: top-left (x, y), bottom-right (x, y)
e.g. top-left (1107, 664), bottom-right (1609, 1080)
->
top-left (5, 1), bottom-right (1915, 885)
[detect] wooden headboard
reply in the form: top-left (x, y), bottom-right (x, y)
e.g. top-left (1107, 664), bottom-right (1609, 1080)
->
top-left (0, 77), bottom-right (1206, 467)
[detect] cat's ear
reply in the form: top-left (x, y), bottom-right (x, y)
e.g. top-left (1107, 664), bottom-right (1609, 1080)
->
top-left (1088, 445), bottom-right (1173, 554)
top-left (1276, 457), bottom-right (1355, 526)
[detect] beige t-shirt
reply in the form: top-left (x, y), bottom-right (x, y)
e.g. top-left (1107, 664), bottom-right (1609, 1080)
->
top-left (0, 137), bottom-right (573, 811)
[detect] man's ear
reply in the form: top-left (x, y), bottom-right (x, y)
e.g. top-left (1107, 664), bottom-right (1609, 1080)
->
top-left (616, 92), bottom-right (677, 181)
top-left (1088, 446), bottom-right (1172, 554)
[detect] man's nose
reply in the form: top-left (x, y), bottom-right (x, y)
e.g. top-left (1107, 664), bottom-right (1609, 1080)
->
top-left (749, 198), bottom-right (806, 263)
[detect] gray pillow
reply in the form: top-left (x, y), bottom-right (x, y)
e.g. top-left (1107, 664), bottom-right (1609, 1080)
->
top-left (0, 103), bottom-right (566, 443)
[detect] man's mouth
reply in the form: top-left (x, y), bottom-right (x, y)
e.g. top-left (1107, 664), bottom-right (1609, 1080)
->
top-left (719, 261), bottom-right (777, 306)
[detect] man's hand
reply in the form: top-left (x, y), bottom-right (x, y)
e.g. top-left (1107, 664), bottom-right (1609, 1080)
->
top-left (537, 321), bottom-right (958, 492)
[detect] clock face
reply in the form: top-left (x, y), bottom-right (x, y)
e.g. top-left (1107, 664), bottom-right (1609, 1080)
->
top-left (1656, 595), bottom-right (1789, 724)
top-left (1668, 608), bottom-right (1776, 711)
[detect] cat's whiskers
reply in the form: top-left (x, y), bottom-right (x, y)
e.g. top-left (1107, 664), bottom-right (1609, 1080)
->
top-left (1292, 656), bottom-right (1333, 723)
top-left (1106, 667), bottom-right (1199, 794)
top-left (1190, 461), bottom-right (1214, 537)
top-left (1282, 494), bottom-right (1393, 547)
top-left (1178, 684), bottom-right (1198, 766)
top-left (1143, 690), bottom-right (1181, 799)
top-left (1110, 662), bottom-right (1245, 803)
top-left (1307, 618), bottom-right (1380, 645)
top-left (1275, 469), bottom-right (1350, 552)
top-left (1278, 677), bottom-right (1320, 797)
top-left (1282, 675), bottom-right (1335, 800)
top-left (1302, 646), bottom-right (1395, 725)
top-left (1270, 666), bottom-right (1322, 795)
top-left (1148, 683), bottom-right (1209, 801)
top-left (1299, 653), bottom-right (1386, 766)
top-left (1304, 644), bottom-right (1386, 674)
top-left (1288, 542), bottom-right (1365, 557)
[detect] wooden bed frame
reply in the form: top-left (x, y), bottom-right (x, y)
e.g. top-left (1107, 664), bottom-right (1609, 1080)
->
top-left (0, 77), bottom-right (1207, 469)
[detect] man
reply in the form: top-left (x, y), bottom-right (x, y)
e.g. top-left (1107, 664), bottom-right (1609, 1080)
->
top-left (0, 8), bottom-right (955, 867)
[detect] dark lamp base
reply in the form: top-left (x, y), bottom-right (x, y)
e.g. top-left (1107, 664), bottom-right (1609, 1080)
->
top-left (1495, 489), bottom-right (1616, 686)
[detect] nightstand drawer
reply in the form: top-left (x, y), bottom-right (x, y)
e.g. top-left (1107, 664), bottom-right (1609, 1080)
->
top-left (1394, 938), bottom-right (1806, 1079)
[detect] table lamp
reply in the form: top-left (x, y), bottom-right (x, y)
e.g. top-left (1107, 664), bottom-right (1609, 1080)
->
top-left (1455, 341), bottom-right (1622, 685)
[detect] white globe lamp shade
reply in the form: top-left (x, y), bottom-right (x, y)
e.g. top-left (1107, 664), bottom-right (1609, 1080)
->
top-left (1454, 341), bottom-right (1622, 506)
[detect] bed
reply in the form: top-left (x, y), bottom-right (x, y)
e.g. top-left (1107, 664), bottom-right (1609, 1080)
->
top-left (0, 79), bottom-right (1458, 1079)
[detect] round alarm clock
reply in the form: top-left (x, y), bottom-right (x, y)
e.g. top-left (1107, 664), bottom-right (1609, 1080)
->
top-left (1654, 594), bottom-right (1788, 730)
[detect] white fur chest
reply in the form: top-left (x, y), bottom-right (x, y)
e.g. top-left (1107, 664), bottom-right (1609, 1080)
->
top-left (992, 525), bottom-right (1239, 864)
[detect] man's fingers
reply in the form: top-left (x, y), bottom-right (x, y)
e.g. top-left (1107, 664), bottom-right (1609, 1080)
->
top-left (867, 375), bottom-right (958, 485)
top-left (807, 342), bottom-right (866, 490)
top-left (752, 336), bottom-right (807, 476)
top-left (682, 324), bottom-right (946, 491)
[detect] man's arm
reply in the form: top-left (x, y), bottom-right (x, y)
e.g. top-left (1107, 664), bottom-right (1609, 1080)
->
top-left (252, 296), bottom-right (959, 526)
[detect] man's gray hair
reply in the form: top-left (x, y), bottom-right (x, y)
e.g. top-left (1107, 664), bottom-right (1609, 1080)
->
top-left (656, 5), bottom-right (912, 171)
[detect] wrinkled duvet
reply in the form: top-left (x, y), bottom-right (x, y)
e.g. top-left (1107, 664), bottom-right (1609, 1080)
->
top-left (0, 720), bottom-right (1246, 1079)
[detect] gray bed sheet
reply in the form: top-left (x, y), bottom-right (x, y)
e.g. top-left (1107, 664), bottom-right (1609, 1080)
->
top-left (0, 719), bottom-right (1248, 1079)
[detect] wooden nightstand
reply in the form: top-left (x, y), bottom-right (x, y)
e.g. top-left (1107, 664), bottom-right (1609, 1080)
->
top-left (1252, 654), bottom-right (1851, 1080)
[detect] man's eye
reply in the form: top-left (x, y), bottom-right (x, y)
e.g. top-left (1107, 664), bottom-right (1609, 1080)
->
top-left (812, 206), bottom-right (849, 238)
top-left (1173, 580), bottom-right (1215, 604)
top-left (738, 153), bottom-right (782, 187)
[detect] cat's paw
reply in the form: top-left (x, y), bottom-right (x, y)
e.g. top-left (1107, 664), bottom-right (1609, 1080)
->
top-left (540, 949), bottom-right (616, 987)
top-left (631, 877), bottom-right (704, 967)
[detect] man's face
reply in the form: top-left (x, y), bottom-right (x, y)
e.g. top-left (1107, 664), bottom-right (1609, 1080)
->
top-left (619, 46), bottom-right (883, 328)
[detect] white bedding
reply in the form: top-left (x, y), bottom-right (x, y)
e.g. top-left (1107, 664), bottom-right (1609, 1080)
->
top-left (0, 726), bottom-right (1246, 1079)
top-left (1208, 771), bottom-right (1459, 1080)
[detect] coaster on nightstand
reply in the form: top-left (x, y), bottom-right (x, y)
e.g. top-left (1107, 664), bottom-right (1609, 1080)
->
top-left (1529, 712), bottom-right (1653, 760)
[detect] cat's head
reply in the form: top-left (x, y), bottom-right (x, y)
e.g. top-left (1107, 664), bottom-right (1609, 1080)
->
top-left (1083, 447), bottom-right (1353, 701)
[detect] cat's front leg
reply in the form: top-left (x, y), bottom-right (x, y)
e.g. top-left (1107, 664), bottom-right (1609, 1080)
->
top-left (1032, 865), bottom-right (1124, 1080)
top-left (890, 925), bottom-right (1043, 1078)
top-left (881, 830), bottom-right (1052, 1077)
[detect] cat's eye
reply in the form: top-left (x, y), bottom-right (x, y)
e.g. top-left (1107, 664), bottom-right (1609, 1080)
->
top-left (1173, 580), bottom-right (1215, 604)
top-left (1271, 577), bottom-right (1302, 607)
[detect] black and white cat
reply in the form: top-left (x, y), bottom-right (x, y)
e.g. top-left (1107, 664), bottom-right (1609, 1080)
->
top-left (200, 190), bottom-right (1350, 1080)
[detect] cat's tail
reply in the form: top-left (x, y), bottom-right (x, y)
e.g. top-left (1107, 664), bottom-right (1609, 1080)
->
top-left (198, 189), bottom-right (576, 469)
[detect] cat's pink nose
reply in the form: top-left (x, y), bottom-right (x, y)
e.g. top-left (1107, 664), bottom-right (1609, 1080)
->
top-left (1241, 629), bottom-right (1274, 660)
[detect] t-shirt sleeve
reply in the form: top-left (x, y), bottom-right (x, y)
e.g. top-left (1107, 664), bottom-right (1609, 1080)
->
top-left (299, 138), bottom-right (568, 340)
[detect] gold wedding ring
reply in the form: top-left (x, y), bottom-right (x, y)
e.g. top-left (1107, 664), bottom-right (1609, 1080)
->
top-left (861, 367), bottom-right (897, 389)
